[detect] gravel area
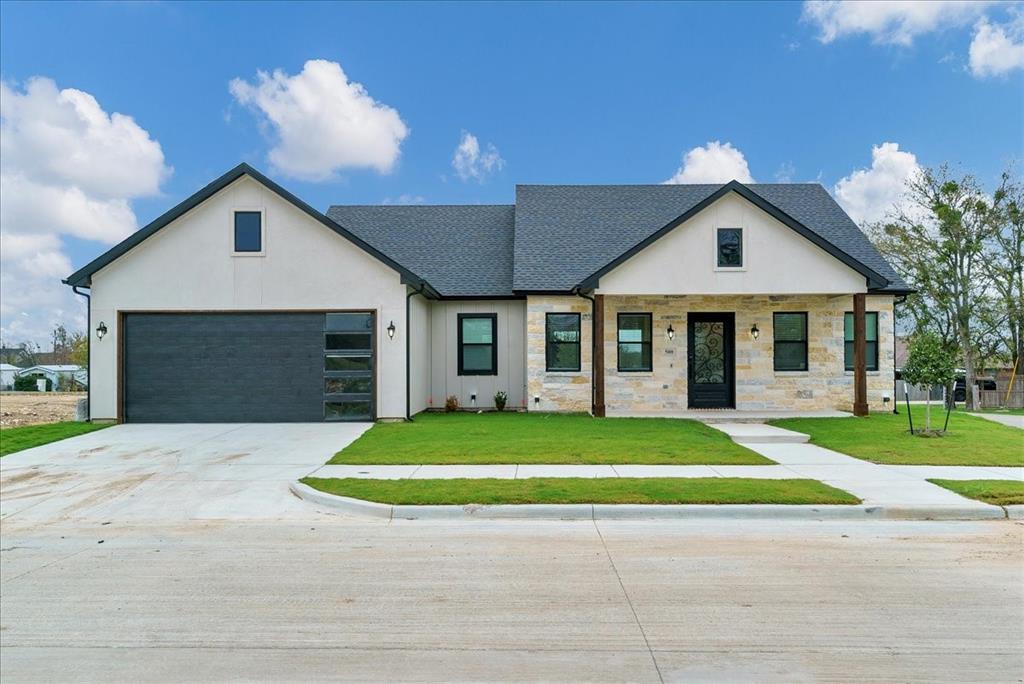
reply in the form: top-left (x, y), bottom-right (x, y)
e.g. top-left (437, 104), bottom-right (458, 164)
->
top-left (0, 392), bottom-right (84, 427)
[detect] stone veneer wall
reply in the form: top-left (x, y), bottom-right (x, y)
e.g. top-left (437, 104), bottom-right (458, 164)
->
top-left (601, 294), bottom-right (895, 414)
top-left (526, 295), bottom-right (593, 412)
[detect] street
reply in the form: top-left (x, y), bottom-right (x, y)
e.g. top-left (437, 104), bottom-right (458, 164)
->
top-left (2, 516), bottom-right (1021, 682)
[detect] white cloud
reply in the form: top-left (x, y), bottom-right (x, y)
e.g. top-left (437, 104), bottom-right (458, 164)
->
top-left (802, 0), bottom-right (991, 46)
top-left (969, 16), bottom-right (1024, 77)
top-left (452, 131), bottom-right (505, 183)
top-left (230, 59), bottom-right (409, 181)
top-left (0, 77), bottom-right (170, 346)
top-left (833, 142), bottom-right (922, 225)
top-left (774, 161), bottom-right (797, 183)
top-left (664, 141), bottom-right (754, 184)
top-left (382, 194), bottom-right (425, 205)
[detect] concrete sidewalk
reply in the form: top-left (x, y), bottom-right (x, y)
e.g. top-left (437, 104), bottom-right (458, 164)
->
top-left (968, 412), bottom-right (1024, 429)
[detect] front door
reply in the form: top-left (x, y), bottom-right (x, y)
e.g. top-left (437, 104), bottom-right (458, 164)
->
top-left (687, 313), bottom-right (735, 409)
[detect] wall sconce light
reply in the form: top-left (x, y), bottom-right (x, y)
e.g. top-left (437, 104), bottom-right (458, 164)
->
top-left (750, 323), bottom-right (759, 340)
top-left (96, 321), bottom-right (108, 340)
top-left (387, 320), bottom-right (396, 340)
top-left (666, 324), bottom-right (675, 341)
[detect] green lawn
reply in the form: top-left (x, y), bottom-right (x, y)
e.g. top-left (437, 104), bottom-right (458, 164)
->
top-left (328, 412), bottom-right (769, 465)
top-left (770, 406), bottom-right (1024, 466)
top-left (0, 421), bottom-right (113, 457)
top-left (928, 479), bottom-right (1024, 506)
top-left (301, 476), bottom-right (860, 505)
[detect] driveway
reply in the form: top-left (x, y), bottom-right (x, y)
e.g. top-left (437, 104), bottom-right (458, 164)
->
top-left (0, 423), bottom-right (369, 525)
top-left (969, 412), bottom-right (1024, 429)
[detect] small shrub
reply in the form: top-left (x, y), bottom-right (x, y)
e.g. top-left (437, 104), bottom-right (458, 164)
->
top-left (14, 375), bottom-right (49, 391)
top-left (494, 391), bottom-right (508, 411)
top-left (445, 395), bottom-right (460, 412)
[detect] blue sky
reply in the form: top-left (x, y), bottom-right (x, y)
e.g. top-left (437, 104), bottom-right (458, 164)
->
top-left (1, 1), bottom-right (1022, 345)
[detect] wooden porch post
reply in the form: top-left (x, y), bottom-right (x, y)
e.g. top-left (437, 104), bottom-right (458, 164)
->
top-left (853, 293), bottom-right (869, 416)
top-left (592, 294), bottom-right (606, 417)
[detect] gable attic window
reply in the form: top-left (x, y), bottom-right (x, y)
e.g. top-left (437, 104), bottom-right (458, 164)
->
top-left (716, 228), bottom-right (743, 268)
top-left (234, 211), bottom-right (263, 253)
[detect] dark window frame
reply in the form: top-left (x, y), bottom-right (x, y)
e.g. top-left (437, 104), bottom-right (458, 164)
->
top-left (716, 227), bottom-right (743, 268)
top-left (844, 311), bottom-right (879, 372)
top-left (545, 312), bottom-right (582, 372)
top-left (457, 313), bottom-right (498, 376)
top-left (233, 210), bottom-right (263, 253)
top-left (617, 312), bottom-right (653, 372)
top-left (773, 311), bottom-right (808, 372)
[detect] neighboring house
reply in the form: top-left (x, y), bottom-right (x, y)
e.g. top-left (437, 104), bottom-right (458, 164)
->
top-left (15, 365), bottom-right (86, 391)
top-left (64, 163), bottom-right (910, 423)
top-left (0, 363), bottom-right (19, 390)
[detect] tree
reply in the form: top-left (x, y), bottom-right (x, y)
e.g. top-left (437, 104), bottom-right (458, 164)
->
top-left (901, 332), bottom-right (957, 433)
top-left (983, 173), bottom-right (1024, 368)
top-left (870, 165), bottom-right (1007, 409)
top-left (69, 332), bottom-right (88, 368)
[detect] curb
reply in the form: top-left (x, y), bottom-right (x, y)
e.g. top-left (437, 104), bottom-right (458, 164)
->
top-left (1006, 505), bottom-right (1024, 520)
top-left (289, 481), bottom-right (1007, 521)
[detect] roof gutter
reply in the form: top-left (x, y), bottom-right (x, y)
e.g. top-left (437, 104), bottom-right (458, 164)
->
top-left (71, 286), bottom-right (91, 422)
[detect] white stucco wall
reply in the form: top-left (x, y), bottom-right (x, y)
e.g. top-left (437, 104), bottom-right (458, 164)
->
top-left (408, 293), bottom-right (431, 416)
top-left (87, 176), bottom-right (410, 420)
top-left (596, 193), bottom-right (868, 295)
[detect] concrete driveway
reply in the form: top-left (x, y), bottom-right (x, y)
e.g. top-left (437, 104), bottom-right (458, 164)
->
top-left (0, 423), bottom-right (369, 525)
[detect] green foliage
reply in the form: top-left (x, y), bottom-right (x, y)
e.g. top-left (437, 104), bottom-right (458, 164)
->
top-left (69, 333), bottom-right (88, 368)
top-left (328, 412), bottom-right (767, 465)
top-left (493, 391), bottom-right (508, 411)
top-left (13, 375), bottom-right (49, 391)
top-left (301, 477), bottom-right (860, 506)
top-left (902, 332), bottom-right (956, 390)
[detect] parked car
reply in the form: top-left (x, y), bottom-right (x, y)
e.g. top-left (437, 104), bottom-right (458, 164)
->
top-left (951, 375), bottom-right (997, 403)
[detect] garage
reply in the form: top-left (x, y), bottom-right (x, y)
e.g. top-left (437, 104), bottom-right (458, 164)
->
top-left (121, 312), bottom-right (375, 423)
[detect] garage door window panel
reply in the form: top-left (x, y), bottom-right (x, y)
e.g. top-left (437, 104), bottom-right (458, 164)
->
top-left (323, 312), bottom-right (374, 421)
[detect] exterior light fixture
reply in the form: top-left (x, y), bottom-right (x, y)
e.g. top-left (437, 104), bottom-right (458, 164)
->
top-left (387, 320), bottom-right (396, 340)
top-left (96, 321), bottom-right (108, 340)
top-left (666, 324), bottom-right (675, 340)
top-left (750, 323), bottom-right (759, 340)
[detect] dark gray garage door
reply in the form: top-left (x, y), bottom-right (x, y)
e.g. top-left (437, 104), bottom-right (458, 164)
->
top-left (122, 312), bottom-right (375, 423)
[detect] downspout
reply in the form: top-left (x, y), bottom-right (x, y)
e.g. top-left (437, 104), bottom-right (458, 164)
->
top-left (71, 285), bottom-right (91, 422)
top-left (574, 288), bottom-right (597, 414)
top-left (893, 294), bottom-right (907, 414)
top-left (406, 283), bottom-right (427, 421)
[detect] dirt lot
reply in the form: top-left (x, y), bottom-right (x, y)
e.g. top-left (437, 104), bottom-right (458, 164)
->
top-left (0, 392), bottom-right (84, 427)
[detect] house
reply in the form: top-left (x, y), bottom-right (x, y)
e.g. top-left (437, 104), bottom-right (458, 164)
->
top-left (63, 163), bottom-right (910, 423)
top-left (0, 363), bottom-right (19, 390)
top-left (14, 365), bottom-right (86, 391)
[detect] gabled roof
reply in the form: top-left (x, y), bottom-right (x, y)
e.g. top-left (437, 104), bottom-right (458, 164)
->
top-left (327, 205), bottom-right (515, 297)
top-left (512, 182), bottom-right (910, 293)
top-left (64, 163), bottom-right (438, 296)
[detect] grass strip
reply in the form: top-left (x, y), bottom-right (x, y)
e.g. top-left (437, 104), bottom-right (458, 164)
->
top-left (927, 479), bottom-right (1024, 506)
top-left (0, 421), bottom-right (114, 457)
top-left (301, 476), bottom-right (860, 505)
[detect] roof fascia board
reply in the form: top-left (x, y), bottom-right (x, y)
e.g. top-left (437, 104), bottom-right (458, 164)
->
top-left (64, 163), bottom-right (435, 292)
top-left (574, 181), bottom-right (889, 290)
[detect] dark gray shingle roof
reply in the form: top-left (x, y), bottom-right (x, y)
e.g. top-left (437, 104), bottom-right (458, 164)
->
top-left (327, 205), bottom-right (515, 297)
top-left (512, 183), bottom-right (909, 292)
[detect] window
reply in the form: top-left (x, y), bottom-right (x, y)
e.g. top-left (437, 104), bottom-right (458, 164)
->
top-left (323, 312), bottom-right (374, 421)
top-left (234, 211), bottom-right (262, 252)
top-left (717, 228), bottom-right (743, 268)
top-left (458, 314), bottom-right (497, 375)
top-left (617, 313), bottom-right (652, 372)
top-left (844, 311), bottom-right (879, 371)
top-left (545, 313), bottom-right (581, 372)
top-left (773, 312), bottom-right (808, 371)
